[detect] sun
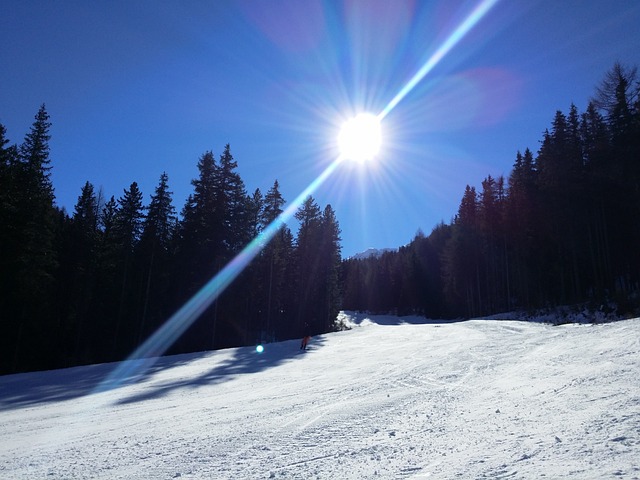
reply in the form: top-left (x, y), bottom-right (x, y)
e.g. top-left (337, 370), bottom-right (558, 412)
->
top-left (337, 113), bottom-right (382, 162)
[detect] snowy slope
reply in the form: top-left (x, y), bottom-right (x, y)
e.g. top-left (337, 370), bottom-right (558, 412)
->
top-left (1, 313), bottom-right (639, 479)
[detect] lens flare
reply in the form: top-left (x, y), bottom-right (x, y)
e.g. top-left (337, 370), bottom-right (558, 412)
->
top-left (96, 0), bottom-right (499, 395)
top-left (378, 0), bottom-right (500, 121)
top-left (256, 345), bottom-right (265, 353)
top-left (95, 158), bottom-right (340, 392)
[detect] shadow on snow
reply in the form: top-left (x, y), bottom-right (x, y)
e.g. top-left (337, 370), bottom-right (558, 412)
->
top-left (0, 337), bottom-right (324, 410)
top-left (114, 336), bottom-right (326, 405)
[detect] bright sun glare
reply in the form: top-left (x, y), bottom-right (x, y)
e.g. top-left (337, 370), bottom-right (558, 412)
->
top-left (338, 113), bottom-right (382, 162)
top-left (96, 0), bottom-right (500, 393)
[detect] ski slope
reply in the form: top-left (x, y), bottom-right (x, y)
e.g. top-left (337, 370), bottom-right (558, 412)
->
top-left (1, 313), bottom-right (639, 479)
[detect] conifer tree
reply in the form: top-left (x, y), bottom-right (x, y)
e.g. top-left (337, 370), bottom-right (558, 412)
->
top-left (294, 196), bottom-right (323, 336)
top-left (211, 145), bottom-right (249, 347)
top-left (245, 188), bottom-right (264, 240)
top-left (242, 188), bottom-right (264, 342)
top-left (171, 152), bottom-right (221, 352)
top-left (0, 124), bottom-right (20, 373)
top-left (506, 149), bottom-right (539, 307)
top-left (263, 180), bottom-right (285, 224)
top-left (318, 204), bottom-right (342, 332)
top-left (215, 144), bottom-right (248, 256)
top-left (0, 124), bottom-right (18, 231)
top-left (137, 172), bottom-right (176, 341)
top-left (9, 105), bottom-right (58, 372)
top-left (443, 186), bottom-right (481, 316)
top-left (178, 151), bottom-right (219, 289)
top-left (0, 124), bottom-right (18, 311)
top-left (111, 181), bottom-right (145, 354)
top-left (290, 198), bottom-right (342, 336)
top-left (68, 182), bottom-right (100, 359)
top-left (258, 180), bottom-right (293, 341)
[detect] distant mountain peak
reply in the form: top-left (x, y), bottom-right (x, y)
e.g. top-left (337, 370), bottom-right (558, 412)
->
top-left (351, 247), bottom-right (396, 260)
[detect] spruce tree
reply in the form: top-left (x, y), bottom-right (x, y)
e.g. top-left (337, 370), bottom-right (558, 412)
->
top-left (443, 186), bottom-right (481, 317)
top-left (257, 180), bottom-right (294, 341)
top-left (215, 144), bottom-right (248, 256)
top-left (178, 151), bottom-right (219, 289)
top-left (0, 124), bottom-right (18, 318)
top-left (263, 179), bottom-right (285, 224)
top-left (112, 181), bottom-right (145, 355)
top-left (319, 204), bottom-right (342, 332)
top-left (294, 196), bottom-right (323, 336)
top-left (137, 172), bottom-right (176, 341)
top-left (171, 152), bottom-right (221, 353)
top-left (9, 105), bottom-right (59, 372)
top-left (53, 181), bottom-right (101, 365)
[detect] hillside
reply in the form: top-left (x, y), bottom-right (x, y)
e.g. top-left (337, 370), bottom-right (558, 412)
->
top-left (1, 313), bottom-right (639, 479)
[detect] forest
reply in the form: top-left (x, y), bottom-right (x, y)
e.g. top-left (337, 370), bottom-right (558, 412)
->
top-left (1, 63), bottom-right (639, 374)
top-left (343, 63), bottom-right (640, 320)
top-left (0, 119), bottom-right (341, 374)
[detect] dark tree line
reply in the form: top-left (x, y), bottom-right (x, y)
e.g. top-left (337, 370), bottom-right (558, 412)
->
top-left (3, 63), bottom-right (638, 374)
top-left (343, 63), bottom-right (640, 319)
top-left (1, 108), bottom-right (341, 374)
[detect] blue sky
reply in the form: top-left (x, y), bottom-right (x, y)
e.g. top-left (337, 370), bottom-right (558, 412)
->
top-left (1, 0), bottom-right (639, 257)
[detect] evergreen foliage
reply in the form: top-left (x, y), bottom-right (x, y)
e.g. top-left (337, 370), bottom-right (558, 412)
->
top-left (343, 63), bottom-right (640, 319)
top-left (2, 63), bottom-right (639, 374)
top-left (0, 118), bottom-right (343, 374)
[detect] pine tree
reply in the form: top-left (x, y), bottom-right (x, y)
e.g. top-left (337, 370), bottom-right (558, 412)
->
top-left (86, 195), bottom-right (121, 362)
top-left (593, 62), bottom-right (637, 143)
top-left (210, 145), bottom-right (248, 348)
top-left (215, 144), bottom-right (248, 256)
top-left (0, 124), bottom-right (20, 373)
top-left (506, 148), bottom-right (540, 307)
top-left (8, 105), bottom-right (59, 372)
top-left (171, 152), bottom-right (220, 353)
top-left (0, 124), bottom-right (19, 316)
top-left (241, 188), bottom-right (265, 343)
top-left (535, 109), bottom-right (578, 303)
top-left (294, 196), bottom-right (323, 336)
top-left (111, 181), bottom-right (145, 355)
top-left (478, 175), bottom-right (508, 313)
top-left (258, 180), bottom-right (293, 341)
top-left (53, 182), bottom-right (101, 365)
top-left (318, 204), bottom-right (342, 332)
top-left (443, 185), bottom-right (481, 316)
top-left (245, 188), bottom-right (264, 240)
top-left (178, 151), bottom-right (219, 290)
top-left (137, 172), bottom-right (176, 341)
top-left (594, 63), bottom-right (640, 299)
top-left (263, 180), bottom-right (285, 225)
top-left (0, 124), bottom-right (18, 234)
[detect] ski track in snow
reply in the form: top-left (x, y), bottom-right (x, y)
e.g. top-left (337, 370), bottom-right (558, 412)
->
top-left (1, 314), bottom-right (640, 479)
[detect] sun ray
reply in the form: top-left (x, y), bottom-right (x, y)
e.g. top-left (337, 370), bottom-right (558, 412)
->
top-left (378, 0), bottom-right (500, 121)
top-left (96, 0), bottom-right (501, 393)
top-left (95, 158), bottom-right (341, 392)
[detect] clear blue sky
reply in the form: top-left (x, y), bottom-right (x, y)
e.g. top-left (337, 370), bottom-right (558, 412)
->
top-left (1, 0), bottom-right (639, 257)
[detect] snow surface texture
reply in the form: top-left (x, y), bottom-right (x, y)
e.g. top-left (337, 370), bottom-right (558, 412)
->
top-left (1, 313), bottom-right (639, 479)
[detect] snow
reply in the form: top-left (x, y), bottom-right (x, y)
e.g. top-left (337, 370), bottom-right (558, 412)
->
top-left (1, 312), bottom-right (639, 479)
top-left (350, 248), bottom-right (396, 260)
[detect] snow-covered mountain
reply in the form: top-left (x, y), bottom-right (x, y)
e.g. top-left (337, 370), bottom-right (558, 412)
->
top-left (350, 247), bottom-right (396, 260)
top-left (1, 312), bottom-right (639, 478)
